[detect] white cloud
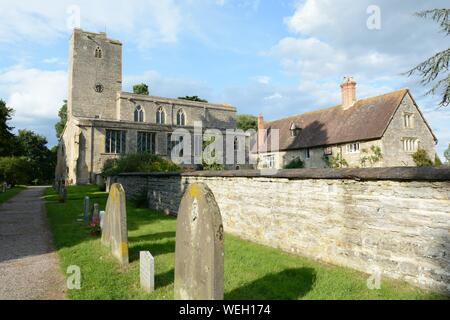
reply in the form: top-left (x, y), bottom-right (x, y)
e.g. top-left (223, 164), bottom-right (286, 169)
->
top-left (254, 76), bottom-right (271, 85)
top-left (0, 66), bottom-right (67, 124)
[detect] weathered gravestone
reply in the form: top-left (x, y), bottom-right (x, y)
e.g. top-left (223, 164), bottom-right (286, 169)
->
top-left (140, 251), bottom-right (155, 293)
top-left (174, 183), bottom-right (224, 300)
top-left (101, 183), bottom-right (129, 267)
top-left (92, 203), bottom-right (100, 225)
top-left (2, 182), bottom-right (6, 193)
top-left (83, 196), bottom-right (90, 222)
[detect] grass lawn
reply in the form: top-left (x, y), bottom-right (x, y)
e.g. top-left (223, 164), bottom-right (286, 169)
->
top-left (0, 186), bottom-right (26, 204)
top-left (44, 185), bottom-right (446, 300)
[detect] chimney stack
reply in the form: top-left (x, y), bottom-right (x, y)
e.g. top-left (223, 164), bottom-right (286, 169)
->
top-left (340, 76), bottom-right (357, 110)
top-left (257, 114), bottom-right (265, 153)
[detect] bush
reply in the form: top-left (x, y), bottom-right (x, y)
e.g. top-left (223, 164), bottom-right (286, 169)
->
top-left (412, 148), bottom-right (434, 167)
top-left (284, 158), bottom-right (304, 169)
top-left (101, 153), bottom-right (180, 178)
top-left (0, 157), bottom-right (31, 186)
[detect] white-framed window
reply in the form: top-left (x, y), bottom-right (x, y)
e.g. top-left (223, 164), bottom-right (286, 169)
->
top-left (156, 107), bottom-right (166, 124)
top-left (346, 142), bottom-right (360, 153)
top-left (137, 132), bottom-right (155, 154)
top-left (263, 154), bottom-right (276, 169)
top-left (403, 112), bottom-right (414, 128)
top-left (304, 148), bottom-right (311, 159)
top-left (402, 138), bottom-right (418, 152)
top-left (134, 105), bottom-right (144, 122)
top-left (105, 129), bottom-right (126, 154)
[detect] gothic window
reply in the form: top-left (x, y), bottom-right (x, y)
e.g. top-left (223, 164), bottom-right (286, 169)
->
top-left (134, 105), bottom-right (144, 122)
top-left (176, 109), bottom-right (186, 126)
top-left (105, 129), bottom-right (126, 154)
top-left (95, 47), bottom-right (103, 58)
top-left (137, 132), bottom-right (156, 154)
top-left (156, 107), bottom-right (166, 124)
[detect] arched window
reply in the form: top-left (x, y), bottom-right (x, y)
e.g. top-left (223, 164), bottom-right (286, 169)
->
top-left (95, 47), bottom-right (103, 58)
top-left (176, 109), bottom-right (186, 126)
top-left (156, 107), bottom-right (166, 124)
top-left (134, 105), bottom-right (144, 122)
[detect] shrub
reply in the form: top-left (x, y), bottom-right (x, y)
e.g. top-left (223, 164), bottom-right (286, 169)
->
top-left (101, 153), bottom-right (181, 178)
top-left (329, 152), bottom-right (348, 168)
top-left (412, 148), bottom-right (434, 167)
top-left (360, 146), bottom-right (383, 167)
top-left (0, 157), bottom-right (31, 186)
top-left (434, 154), bottom-right (443, 167)
top-left (284, 157), bottom-right (304, 169)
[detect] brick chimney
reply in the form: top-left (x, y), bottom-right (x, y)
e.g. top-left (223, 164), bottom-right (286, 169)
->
top-left (257, 114), bottom-right (265, 153)
top-left (340, 76), bottom-right (357, 110)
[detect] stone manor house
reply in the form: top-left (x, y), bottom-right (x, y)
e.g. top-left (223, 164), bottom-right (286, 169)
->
top-left (56, 29), bottom-right (237, 185)
top-left (256, 77), bottom-right (437, 169)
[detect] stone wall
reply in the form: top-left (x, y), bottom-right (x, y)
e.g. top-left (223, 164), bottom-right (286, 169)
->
top-left (110, 167), bottom-right (450, 294)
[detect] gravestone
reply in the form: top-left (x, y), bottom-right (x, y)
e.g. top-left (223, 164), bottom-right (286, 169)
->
top-left (59, 186), bottom-right (67, 203)
top-left (99, 211), bottom-right (105, 230)
top-left (140, 251), bottom-right (155, 293)
top-left (174, 183), bottom-right (224, 300)
top-left (2, 182), bottom-right (6, 193)
top-left (92, 203), bottom-right (100, 225)
top-left (83, 197), bottom-right (90, 222)
top-left (101, 183), bottom-right (129, 267)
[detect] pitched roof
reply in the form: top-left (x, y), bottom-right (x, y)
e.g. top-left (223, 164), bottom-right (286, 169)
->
top-left (263, 89), bottom-right (411, 151)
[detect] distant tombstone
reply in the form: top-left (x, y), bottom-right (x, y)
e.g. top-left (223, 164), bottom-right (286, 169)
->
top-left (2, 182), bottom-right (6, 193)
top-left (59, 186), bottom-right (67, 203)
top-left (92, 203), bottom-right (100, 225)
top-left (101, 183), bottom-right (129, 267)
top-left (174, 183), bottom-right (224, 300)
top-left (99, 211), bottom-right (105, 230)
top-left (140, 251), bottom-right (155, 293)
top-left (83, 197), bottom-right (90, 222)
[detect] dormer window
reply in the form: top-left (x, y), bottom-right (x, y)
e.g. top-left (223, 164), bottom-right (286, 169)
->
top-left (156, 107), bottom-right (166, 124)
top-left (95, 47), bottom-right (103, 58)
top-left (176, 109), bottom-right (186, 126)
top-left (290, 123), bottom-right (301, 137)
top-left (134, 105), bottom-right (144, 122)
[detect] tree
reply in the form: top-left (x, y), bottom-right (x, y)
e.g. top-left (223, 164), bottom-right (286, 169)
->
top-left (55, 100), bottom-right (67, 139)
top-left (236, 114), bottom-right (258, 131)
top-left (133, 83), bottom-right (149, 95)
top-left (0, 157), bottom-right (31, 186)
top-left (178, 96), bottom-right (208, 103)
top-left (405, 9), bottom-right (450, 107)
top-left (0, 99), bottom-right (15, 157)
top-left (284, 157), bottom-right (304, 169)
top-left (412, 148), bottom-right (434, 167)
top-left (444, 143), bottom-right (450, 163)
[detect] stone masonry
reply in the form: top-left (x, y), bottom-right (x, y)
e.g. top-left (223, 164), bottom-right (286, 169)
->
top-left (111, 168), bottom-right (450, 294)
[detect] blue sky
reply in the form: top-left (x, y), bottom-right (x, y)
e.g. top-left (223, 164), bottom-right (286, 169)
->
top-left (0, 0), bottom-right (449, 158)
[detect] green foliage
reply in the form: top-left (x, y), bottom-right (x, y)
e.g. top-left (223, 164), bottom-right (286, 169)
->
top-left (101, 153), bottom-right (180, 178)
top-left (444, 143), bottom-right (450, 163)
top-left (284, 157), bottom-right (304, 169)
top-left (434, 154), bottom-right (443, 167)
top-left (0, 157), bottom-right (31, 186)
top-left (178, 96), bottom-right (208, 103)
top-left (0, 99), bottom-right (16, 157)
top-left (405, 9), bottom-right (450, 107)
top-left (329, 152), bottom-right (348, 168)
top-left (133, 83), bottom-right (149, 95)
top-left (55, 100), bottom-right (67, 139)
top-left (236, 114), bottom-right (258, 132)
top-left (199, 135), bottom-right (224, 171)
top-left (412, 148), bottom-right (434, 167)
top-left (360, 146), bottom-right (383, 168)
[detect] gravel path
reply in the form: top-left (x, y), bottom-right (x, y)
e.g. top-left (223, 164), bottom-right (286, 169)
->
top-left (0, 187), bottom-right (65, 300)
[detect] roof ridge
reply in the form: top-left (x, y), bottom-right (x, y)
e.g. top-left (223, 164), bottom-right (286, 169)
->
top-left (266, 88), bottom-right (409, 125)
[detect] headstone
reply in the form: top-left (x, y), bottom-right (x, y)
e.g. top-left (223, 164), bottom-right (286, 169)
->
top-left (59, 186), bottom-right (67, 203)
top-left (83, 197), bottom-right (90, 222)
top-left (99, 211), bottom-right (105, 230)
top-left (174, 183), bottom-right (224, 300)
top-left (2, 182), bottom-right (6, 193)
top-left (92, 203), bottom-right (100, 225)
top-left (101, 183), bottom-right (129, 267)
top-left (140, 251), bottom-right (155, 293)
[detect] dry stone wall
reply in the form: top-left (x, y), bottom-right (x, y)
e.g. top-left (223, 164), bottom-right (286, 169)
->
top-left (111, 168), bottom-right (450, 294)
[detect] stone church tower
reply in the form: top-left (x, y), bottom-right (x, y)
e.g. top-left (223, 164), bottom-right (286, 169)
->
top-left (55, 29), bottom-right (237, 185)
top-left (68, 29), bottom-right (122, 120)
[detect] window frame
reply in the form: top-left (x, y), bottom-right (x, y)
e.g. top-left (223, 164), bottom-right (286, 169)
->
top-left (137, 131), bottom-right (156, 154)
top-left (156, 107), bottom-right (166, 125)
top-left (403, 112), bottom-right (414, 129)
top-left (304, 148), bottom-right (311, 159)
top-left (176, 109), bottom-right (186, 126)
top-left (105, 129), bottom-right (127, 154)
top-left (402, 137), bottom-right (418, 153)
top-left (95, 46), bottom-right (103, 59)
top-left (346, 142), bottom-right (360, 154)
top-left (134, 105), bottom-right (144, 123)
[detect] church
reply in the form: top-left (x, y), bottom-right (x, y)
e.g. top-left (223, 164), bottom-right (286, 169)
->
top-left (55, 29), bottom-right (237, 185)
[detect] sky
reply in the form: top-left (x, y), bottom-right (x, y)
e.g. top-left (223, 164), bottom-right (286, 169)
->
top-left (0, 0), bottom-right (449, 157)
